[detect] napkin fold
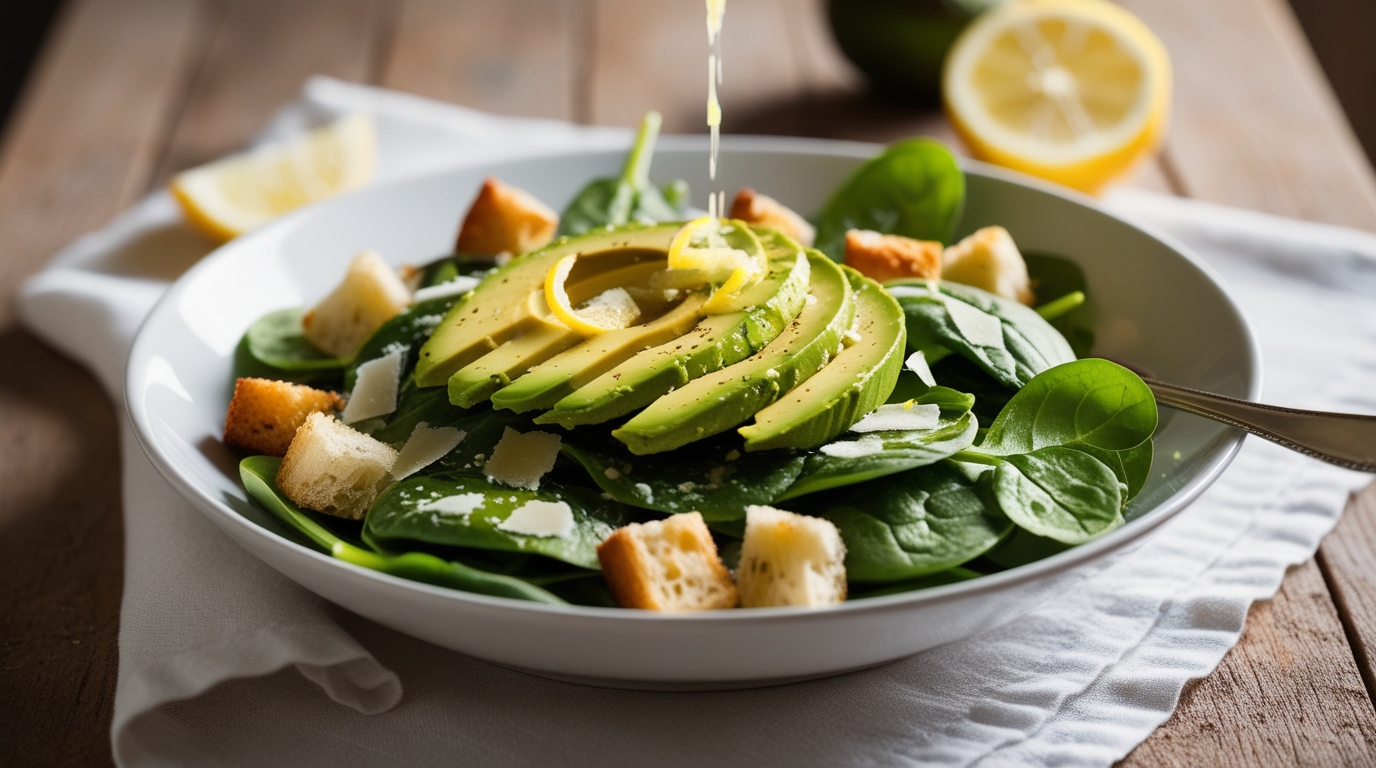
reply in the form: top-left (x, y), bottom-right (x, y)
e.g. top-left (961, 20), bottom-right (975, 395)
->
top-left (16, 77), bottom-right (1376, 768)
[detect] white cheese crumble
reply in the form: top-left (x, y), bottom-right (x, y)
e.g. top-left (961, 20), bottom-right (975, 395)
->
top-left (634, 482), bottom-right (654, 503)
top-left (497, 500), bottom-right (575, 538)
top-left (484, 427), bottom-right (561, 490)
top-left (849, 403), bottom-right (941, 433)
top-left (417, 493), bottom-right (486, 518)
top-left (391, 422), bottom-right (466, 480)
top-left (943, 297), bottom-right (1005, 349)
top-left (820, 434), bottom-right (885, 458)
top-left (412, 275), bottom-right (481, 304)
top-left (578, 287), bottom-right (641, 329)
top-left (904, 350), bottom-right (937, 387)
top-left (341, 349), bottom-right (403, 423)
top-left (604, 467), bottom-right (621, 479)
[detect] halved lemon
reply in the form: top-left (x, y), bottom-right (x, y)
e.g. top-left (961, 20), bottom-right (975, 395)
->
top-left (544, 254), bottom-right (643, 335)
top-left (943, 0), bottom-right (1171, 193)
top-left (667, 217), bottom-right (767, 313)
top-left (171, 113), bottom-right (377, 241)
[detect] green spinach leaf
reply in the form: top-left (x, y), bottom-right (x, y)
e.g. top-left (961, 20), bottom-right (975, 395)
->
top-left (890, 280), bottom-right (1076, 390)
top-left (557, 111), bottom-right (689, 236)
top-left (240, 456), bottom-right (565, 604)
top-left (986, 447), bottom-right (1124, 545)
top-left (805, 461), bottom-right (1012, 582)
top-left (366, 474), bottom-right (628, 569)
top-left (847, 567), bottom-right (984, 599)
top-left (814, 138), bottom-right (965, 260)
top-left (1025, 251), bottom-right (1097, 357)
top-left (240, 308), bottom-right (347, 378)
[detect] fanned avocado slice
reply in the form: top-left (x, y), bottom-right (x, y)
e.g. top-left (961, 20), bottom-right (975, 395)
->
top-left (613, 252), bottom-right (855, 455)
top-left (536, 232), bottom-right (811, 429)
top-left (738, 268), bottom-right (906, 451)
top-left (446, 260), bottom-right (670, 407)
top-left (414, 224), bottom-right (679, 388)
top-left (491, 292), bottom-right (708, 413)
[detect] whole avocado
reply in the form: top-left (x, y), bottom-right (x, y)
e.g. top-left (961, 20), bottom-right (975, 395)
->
top-left (827, 0), bottom-right (1006, 102)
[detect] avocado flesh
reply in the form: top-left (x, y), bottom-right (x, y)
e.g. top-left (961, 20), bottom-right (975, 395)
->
top-left (738, 268), bottom-right (906, 451)
top-left (490, 292), bottom-right (708, 413)
top-left (413, 224), bottom-right (678, 388)
top-left (446, 260), bottom-right (670, 407)
top-left (536, 242), bottom-right (811, 429)
top-left (613, 252), bottom-right (855, 455)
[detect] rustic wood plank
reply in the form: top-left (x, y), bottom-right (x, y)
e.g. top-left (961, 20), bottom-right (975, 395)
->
top-left (1121, 0), bottom-right (1376, 229)
top-left (149, 0), bottom-right (390, 188)
top-left (589, 0), bottom-right (803, 132)
top-left (1120, 560), bottom-right (1376, 766)
top-left (0, 0), bottom-right (213, 764)
top-left (1318, 489), bottom-right (1376, 703)
top-left (383, 0), bottom-right (582, 121)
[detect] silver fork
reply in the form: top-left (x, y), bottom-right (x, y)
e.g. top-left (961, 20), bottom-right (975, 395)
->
top-left (1141, 377), bottom-right (1376, 473)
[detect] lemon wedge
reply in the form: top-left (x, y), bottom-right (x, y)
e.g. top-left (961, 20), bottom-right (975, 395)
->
top-left (667, 217), bottom-right (767, 313)
top-left (544, 254), bottom-right (643, 335)
top-left (943, 0), bottom-right (1170, 193)
top-left (170, 113), bottom-right (377, 241)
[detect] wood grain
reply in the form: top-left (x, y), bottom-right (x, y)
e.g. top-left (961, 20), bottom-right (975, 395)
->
top-left (0, 0), bottom-right (212, 763)
top-left (1319, 490), bottom-right (1376, 702)
top-left (383, 0), bottom-right (583, 121)
top-left (1121, 0), bottom-right (1376, 229)
top-left (1120, 560), bottom-right (1376, 766)
top-left (149, 0), bottom-right (389, 187)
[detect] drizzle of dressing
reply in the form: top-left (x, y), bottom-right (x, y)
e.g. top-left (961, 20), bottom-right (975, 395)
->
top-left (706, 0), bottom-right (726, 218)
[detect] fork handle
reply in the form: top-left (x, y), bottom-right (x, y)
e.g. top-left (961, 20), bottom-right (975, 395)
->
top-left (1143, 377), bottom-right (1376, 473)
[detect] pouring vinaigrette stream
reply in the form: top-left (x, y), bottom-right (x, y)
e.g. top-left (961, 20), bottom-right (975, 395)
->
top-left (202, 0), bottom-right (1166, 612)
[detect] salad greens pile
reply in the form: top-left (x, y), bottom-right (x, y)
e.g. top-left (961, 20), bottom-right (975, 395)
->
top-left (232, 127), bottom-right (1157, 607)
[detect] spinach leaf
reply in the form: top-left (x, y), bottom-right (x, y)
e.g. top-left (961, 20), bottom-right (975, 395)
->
top-left (344, 292), bottom-right (470, 389)
top-left (561, 433), bottom-right (809, 521)
top-left (986, 447), bottom-right (1124, 545)
top-left (805, 461), bottom-right (1012, 582)
top-left (974, 358), bottom-right (1157, 457)
top-left (983, 526), bottom-right (1073, 570)
top-left (557, 111), bottom-right (689, 237)
top-left (780, 410), bottom-right (978, 500)
top-left (814, 138), bottom-right (965, 260)
top-left (366, 474), bottom-right (628, 569)
top-left (240, 456), bottom-right (565, 604)
top-left (1025, 251), bottom-right (1097, 357)
top-left (847, 567), bottom-right (984, 599)
top-left (928, 355), bottom-right (1013, 426)
top-left (239, 308), bottom-right (347, 379)
top-left (890, 280), bottom-right (1076, 390)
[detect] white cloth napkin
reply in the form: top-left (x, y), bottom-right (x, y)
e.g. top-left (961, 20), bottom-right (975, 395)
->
top-left (17, 77), bottom-right (1376, 768)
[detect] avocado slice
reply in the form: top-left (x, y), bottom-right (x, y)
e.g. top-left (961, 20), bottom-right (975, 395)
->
top-left (536, 233), bottom-right (811, 429)
top-left (445, 259), bottom-right (671, 407)
top-left (490, 292), bottom-right (708, 413)
top-left (613, 252), bottom-right (855, 455)
top-left (738, 268), bottom-right (906, 451)
top-left (413, 224), bottom-right (679, 388)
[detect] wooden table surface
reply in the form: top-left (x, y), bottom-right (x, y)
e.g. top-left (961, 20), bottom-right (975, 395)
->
top-left (3, 0), bottom-right (1375, 764)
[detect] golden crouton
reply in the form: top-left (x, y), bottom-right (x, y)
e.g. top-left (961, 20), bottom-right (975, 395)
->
top-left (455, 177), bottom-right (559, 257)
top-left (737, 505), bottom-right (847, 608)
top-left (843, 229), bottom-right (943, 283)
top-left (302, 251), bottom-right (412, 358)
top-left (730, 188), bottom-right (816, 247)
top-left (598, 512), bottom-right (738, 611)
top-left (223, 377), bottom-right (344, 457)
top-left (277, 413), bottom-right (398, 520)
top-left (942, 226), bottom-right (1035, 306)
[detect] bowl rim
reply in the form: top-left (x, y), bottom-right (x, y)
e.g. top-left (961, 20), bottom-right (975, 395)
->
top-left (125, 135), bottom-right (1259, 624)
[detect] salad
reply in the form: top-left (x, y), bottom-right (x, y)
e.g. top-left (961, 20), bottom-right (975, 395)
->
top-left (225, 113), bottom-right (1157, 611)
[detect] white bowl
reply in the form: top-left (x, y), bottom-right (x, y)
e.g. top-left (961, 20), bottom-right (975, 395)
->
top-left (127, 137), bottom-right (1258, 689)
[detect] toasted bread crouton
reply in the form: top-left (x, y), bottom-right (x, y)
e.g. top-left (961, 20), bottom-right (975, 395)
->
top-left (730, 188), bottom-right (816, 247)
top-left (843, 229), bottom-right (942, 283)
top-left (223, 377), bottom-right (344, 457)
top-left (456, 177), bottom-right (559, 257)
top-left (942, 226), bottom-right (1034, 306)
top-left (737, 505), bottom-right (846, 608)
top-left (302, 251), bottom-right (412, 358)
top-left (598, 512), bottom-right (738, 611)
top-left (277, 413), bottom-right (397, 520)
